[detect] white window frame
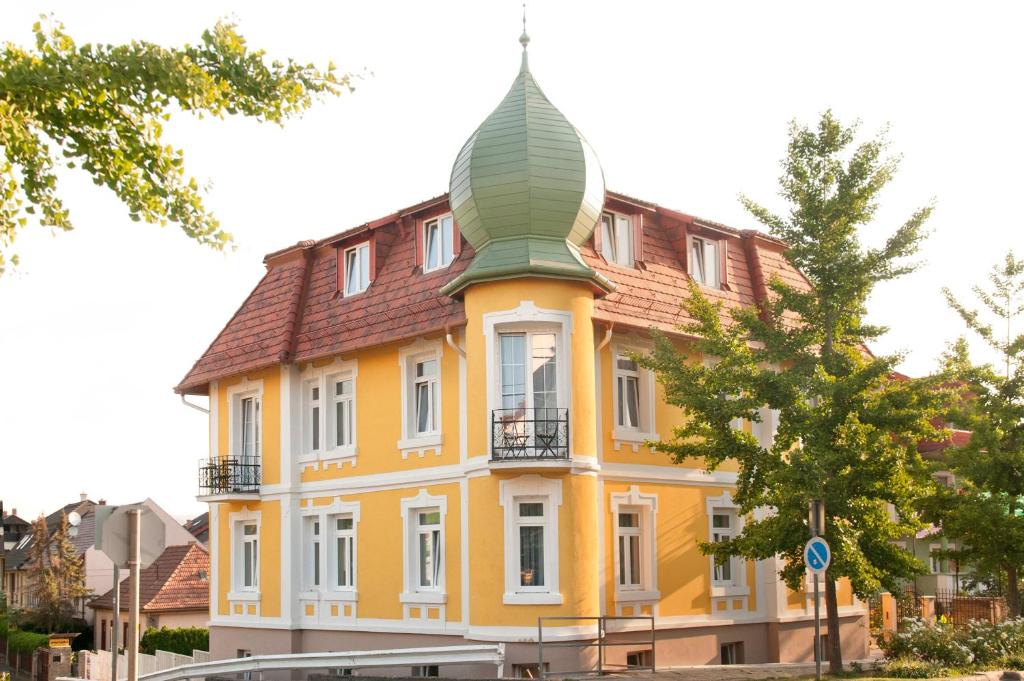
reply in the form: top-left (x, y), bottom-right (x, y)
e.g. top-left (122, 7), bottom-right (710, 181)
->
top-left (303, 516), bottom-right (322, 591)
top-left (299, 360), bottom-right (358, 465)
top-left (227, 380), bottom-right (264, 460)
top-left (400, 489), bottom-right (448, 605)
top-left (610, 486), bottom-right (659, 602)
top-left (483, 302), bottom-right (573, 458)
top-left (500, 475), bottom-right (563, 605)
top-left (398, 340), bottom-right (444, 452)
top-left (228, 508), bottom-right (261, 601)
top-left (929, 544), bottom-right (948, 574)
top-left (688, 235), bottom-right (720, 289)
top-left (423, 214), bottom-right (456, 273)
top-left (332, 513), bottom-right (357, 591)
top-left (343, 242), bottom-right (371, 296)
top-left (299, 499), bottom-right (360, 604)
top-left (705, 491), bottom-right (749, 598)
top-left (611, 343), bottom-right (658, 446)
top-left (599, 211), bottom-right (634, 267)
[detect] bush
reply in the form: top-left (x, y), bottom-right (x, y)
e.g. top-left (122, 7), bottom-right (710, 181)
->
top-left (6, 629), bottom-right (50, 653)
top-left (882, 617), bottom-right (1024, 671)
top-left (139, 627), bottom-right (208, 656)
top-left (880, 657), bottom-right (949, 678)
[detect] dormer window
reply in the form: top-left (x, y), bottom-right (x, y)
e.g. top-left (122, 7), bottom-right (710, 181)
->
top-left (599, 212), bottom-right (634, 267)
top-left (343, 243), bottom-right (371, 296)
top-left (423, 215), bottom-right (456, 272)
top-left (690, 236), bottom-right (720, 288)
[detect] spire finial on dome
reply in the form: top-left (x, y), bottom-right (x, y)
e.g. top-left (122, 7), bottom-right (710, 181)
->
top-left (519, 1), bottom-right (530, 69)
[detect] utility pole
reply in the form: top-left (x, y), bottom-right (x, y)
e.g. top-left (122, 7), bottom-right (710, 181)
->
top-left (111, 563), bottom-right (120, 681)
top-left (127, 508), bottom-right (141, 681)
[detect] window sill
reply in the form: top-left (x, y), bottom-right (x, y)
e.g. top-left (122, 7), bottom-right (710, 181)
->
top-left (612, 429), bottom-right (658, 444)
top-left (614, 589), bottom-right (660, 603)
top-left (228, 590), bottom-right (260, 602)
top-left (397, 434), bottom-right (442, 452)
top-left (503, 591), bottom-right (563, 605)
top-left (400, 591), bottom-right (447, 605)
top-left (710, 584), bottom-right (750, 598)
top-left (323, 590), bottom-right (358, 603)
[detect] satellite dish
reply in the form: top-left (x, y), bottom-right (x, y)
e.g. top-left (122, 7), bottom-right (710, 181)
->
top-left (67, 511), bottom-right (81, 527)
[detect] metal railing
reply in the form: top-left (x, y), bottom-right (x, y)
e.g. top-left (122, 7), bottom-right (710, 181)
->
top-left (492, 408), bottom-right (569, 460)
top-left (197, 456), bottom-right (261, 496)
top-left (538, 616), bottom-right (655, 678)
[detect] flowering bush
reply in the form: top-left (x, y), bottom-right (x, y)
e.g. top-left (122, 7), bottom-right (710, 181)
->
top-left (882, 617), bottom-right (1024, 671)
top-left (881, 658), bottom-right (948, 678)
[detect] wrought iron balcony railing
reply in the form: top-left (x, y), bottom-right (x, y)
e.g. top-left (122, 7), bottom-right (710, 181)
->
top-left (491, 408), bottom-right (569, 461)
top-left (198, 456), bottom-right (261, 496)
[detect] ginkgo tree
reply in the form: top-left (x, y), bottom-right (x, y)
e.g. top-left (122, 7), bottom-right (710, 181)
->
top-left (929, 254), bottom-right (1024, 617)
top-left (639, 111), bottom-right (941, 671)
top-left (0, 17), bottom-right (354, 274)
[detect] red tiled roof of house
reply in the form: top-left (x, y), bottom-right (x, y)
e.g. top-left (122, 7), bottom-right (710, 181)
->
top-left (176, 190), bottom-right (809, 395)
top-left (89, 544), bottom-right (208, 613)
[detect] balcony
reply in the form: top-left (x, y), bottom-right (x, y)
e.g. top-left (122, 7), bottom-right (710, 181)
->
top-left (197, 456), bottom-right (261, 501)
top-left (491, 408), bottom-right (569, 461)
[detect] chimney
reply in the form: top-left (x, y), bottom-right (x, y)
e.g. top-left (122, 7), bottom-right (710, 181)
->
top-left (11, 508), bottom-right (15, 516)
top-left (80, 492), bottom-right (88, 502)
top-left (98, 499), bottom-right (107, 506)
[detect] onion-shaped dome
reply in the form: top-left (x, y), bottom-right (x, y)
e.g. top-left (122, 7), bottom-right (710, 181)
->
top-left (441, 35), bottom-right (613, 297)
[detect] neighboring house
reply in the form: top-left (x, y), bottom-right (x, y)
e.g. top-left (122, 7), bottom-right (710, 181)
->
top-left (174, 37), bottom-right (869, 674)
top-left (183, 513), bottom-right (209, 547)
top-left (89, 543), bottom-right (210, 651)
top-left (2, 496), bottom-right (199, 625)
top-left (902, 426), bottom-right (973, 595)
top-left (1, 504), bottom-right (31, 598)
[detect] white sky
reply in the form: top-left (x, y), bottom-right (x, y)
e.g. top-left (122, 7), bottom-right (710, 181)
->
top-left (1, 1), bottom-right (1021, 522)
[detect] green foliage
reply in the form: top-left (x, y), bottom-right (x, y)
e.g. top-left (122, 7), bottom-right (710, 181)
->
top-left (881, 618), bottom-right (1024, 670)
top-left (6, 628), bottom-right (50, 653)
top-left (0, 16), bottom-right (354, 274)
top-left (877, 658), bottom-right (949, 679)
top-left (139, 626), bottom-right (208, 656)
top-left (931, 253), bottom-right (1024, 617)
top-left (640, 111), bottom-right (938, 670)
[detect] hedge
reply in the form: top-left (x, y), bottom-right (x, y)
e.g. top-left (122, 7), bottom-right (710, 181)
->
top-left (139, 627), bottom-right (208, 656)
top-left (6, 629), bottom-right (51, 653)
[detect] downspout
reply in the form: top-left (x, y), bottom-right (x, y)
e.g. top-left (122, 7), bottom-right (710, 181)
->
top-left (445, 323), bottom-right (466, 358)
top-left (180, 394), bottom-right (210, 414)
top-left (595, 322), bottom-right (614, 352)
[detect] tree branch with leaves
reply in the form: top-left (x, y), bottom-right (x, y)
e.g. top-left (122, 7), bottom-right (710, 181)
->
top-left (0, 17), bottom-right (355, 274)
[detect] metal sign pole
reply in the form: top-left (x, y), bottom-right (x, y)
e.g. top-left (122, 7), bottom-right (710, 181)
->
top-left (112, 564), bottom-right (120, 681)
top-left (810, 499), bottom-right (823, 681)
top-left (127, 509), bottom-right (141, 681)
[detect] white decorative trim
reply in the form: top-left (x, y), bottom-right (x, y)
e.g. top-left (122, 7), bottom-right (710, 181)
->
top-left (209, 381), bottom-right (219, 457)
top-left (227, 506), bottom-right (261, 609)
top-left (499, 475), bottom-right (563, 605)
top-left (209, 503), bottom-right (220, 615)
top-left (398, 339), bottom-right (444, 456)
top-left (610, 485), bottom-right (660, 608)
top-left (601, 463), bottom-right (738, 486)
top-left (459, 477), bottom-right (470, 628)
top-left (609, 340), bottom-right (659, 452)
top-left (298, 358), bottom-right (359, 469)
top-left (399, 488), bottom-right (449, 617)
top-left (226, 378), bottom-right (264, 458)
top-left (482, 301), bottom-right (574, 458)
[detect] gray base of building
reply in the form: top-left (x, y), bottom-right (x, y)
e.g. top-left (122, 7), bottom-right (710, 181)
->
top-left (210, 614), bottom-right (869, 678)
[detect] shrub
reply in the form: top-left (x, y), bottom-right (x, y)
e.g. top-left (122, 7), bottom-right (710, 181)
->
top-left (882, 618), bottom-right (974, 667)
top-left (6, 629), bottom-right (50, 653)
top-left (960, 618), bottom-right (1024, 666)
top-left (880, 657), bottom-right (948, 678)
top-left (139, 627), bottom-right (209, 656)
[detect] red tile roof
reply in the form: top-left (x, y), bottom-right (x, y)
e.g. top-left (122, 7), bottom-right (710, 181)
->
top-left (176, 190), bottom-right (808, 394)
top-left (89, 544), bottom-right (208, 613)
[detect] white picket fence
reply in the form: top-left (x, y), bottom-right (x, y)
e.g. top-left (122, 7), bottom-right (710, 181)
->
top-left (79, 649), bottom-right (211, 681)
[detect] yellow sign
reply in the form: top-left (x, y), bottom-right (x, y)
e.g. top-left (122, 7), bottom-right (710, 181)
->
top-left (49, 638), bottom-right (70, 649)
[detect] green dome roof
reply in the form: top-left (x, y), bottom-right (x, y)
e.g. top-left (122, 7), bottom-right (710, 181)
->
top-left (441, 44), bottom-right (613, 297)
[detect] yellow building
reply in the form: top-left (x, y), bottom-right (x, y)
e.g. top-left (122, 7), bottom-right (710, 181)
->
top-left (176, 35), bottom-right (867, 676)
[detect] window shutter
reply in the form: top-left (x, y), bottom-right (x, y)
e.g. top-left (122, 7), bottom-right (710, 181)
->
top-left (594, 215), bottom-right (604, 255)
top-left (719, 239), bottom-right (730, 289)
top-left (452, 217), bottom-right (462, 256)
top-left (415, 220), bottom-right (424, 267)
top-left (632, 213), bottom-right (644, 263)
top-left (336, 247), bottom-right (346, 292)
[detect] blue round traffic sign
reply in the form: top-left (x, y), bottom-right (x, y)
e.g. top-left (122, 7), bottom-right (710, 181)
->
top-left (804, 537), bottom-right (831, 574)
